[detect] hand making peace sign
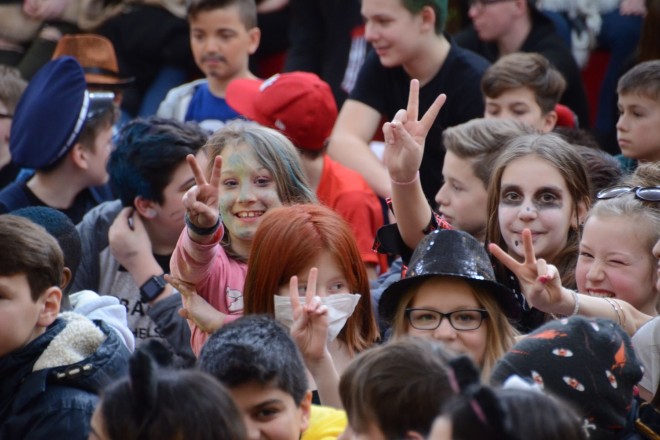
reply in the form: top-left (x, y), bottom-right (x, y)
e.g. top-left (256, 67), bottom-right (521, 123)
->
top-left (488, 229), bottom-right (565, 312)
top-left (382, 79), bottom-right (447, 183)
top-left (182, 154), bottom-right (222, 230)
top-left (288, 268), bottom-right (331, 364)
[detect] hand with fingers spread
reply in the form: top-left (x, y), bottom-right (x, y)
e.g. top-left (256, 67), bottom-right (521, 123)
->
top-left (165, 274), bottom-right (226, 334)
top-left (488, 228), bottom-right (567, 313)
top-left (183, 154), bottom-right (223, 231)
top-left (288, 268), bottom-right (332, 364)
top-left (382, 79), bottom-right (447, 183)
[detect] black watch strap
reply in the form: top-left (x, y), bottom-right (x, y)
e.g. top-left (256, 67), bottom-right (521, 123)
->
top-left (139, 274), bottom-right (167, 303)
top-left (185, 212), bottom-right (221, 236)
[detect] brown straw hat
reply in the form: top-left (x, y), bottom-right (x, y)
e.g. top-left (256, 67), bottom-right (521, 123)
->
top-left (52, 34), bottom-right (134, 87)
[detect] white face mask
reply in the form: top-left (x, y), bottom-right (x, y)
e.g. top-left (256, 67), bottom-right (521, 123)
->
top-left (273, 293), bottom-right (362, 342)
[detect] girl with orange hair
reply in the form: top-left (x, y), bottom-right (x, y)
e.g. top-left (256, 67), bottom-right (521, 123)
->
top-left (243, 203), bottom-right (379, 407)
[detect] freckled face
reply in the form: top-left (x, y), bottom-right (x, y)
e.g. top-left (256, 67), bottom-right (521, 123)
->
top-left (218, 144), bottom-right (282, 251)
top-left (498, 155), bottom-right (577, 262)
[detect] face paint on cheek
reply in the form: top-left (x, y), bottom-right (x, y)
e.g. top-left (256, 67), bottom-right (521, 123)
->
top-left (218, 193), bottom-right (233, 218)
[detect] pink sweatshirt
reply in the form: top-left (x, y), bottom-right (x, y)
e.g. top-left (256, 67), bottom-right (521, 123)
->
top-left (170, 225), bottom-right (247, 356)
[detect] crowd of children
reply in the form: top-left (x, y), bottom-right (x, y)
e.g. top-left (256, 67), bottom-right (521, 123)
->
top-left (0, 0), bottom-right (659, 438)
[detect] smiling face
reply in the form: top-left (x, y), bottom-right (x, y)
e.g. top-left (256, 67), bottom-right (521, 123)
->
top-left (229, 381), bottom-right (310, 440)
top-left (361, 0), bottom-right (427, 68)
top-left (485, 87), bottom-right (554, 133)
top-left (498, 155), bottom-right (577, 262)
top-left (189, 5), bottom-right (260, 86)
top-left (616, 93), bottom-right (660, 162)
top-left (219, 143), bottom-right (283, 255)
top-left (577, 215), bottom-right (658, 315)
top-left (435, 151), bottom-right (489, 242)
top-left (405, 277), bottom-right (489, 367)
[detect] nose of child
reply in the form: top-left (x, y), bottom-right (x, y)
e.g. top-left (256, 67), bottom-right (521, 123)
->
top-left (435, 184), bottom-right (449, 207)
top-left (237, 183), bottom-right (257, 203)
top-left (517, 203), bottom-right (538, 221)
top-left (243, 417), bottom-right (261, 440)
top-left (432, 318), bottom-right (457, 341)
top-left (586, 260), bottom-right (605, 282)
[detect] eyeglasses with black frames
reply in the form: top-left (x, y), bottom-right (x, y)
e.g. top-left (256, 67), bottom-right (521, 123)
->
top-left (596, 186), bottom-right (660, 202)
top-left (405, 308), bottom-right (489, 331)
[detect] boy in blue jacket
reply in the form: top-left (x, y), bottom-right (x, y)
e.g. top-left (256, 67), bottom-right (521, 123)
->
top-left (0, 214), bottom-right (129, 439)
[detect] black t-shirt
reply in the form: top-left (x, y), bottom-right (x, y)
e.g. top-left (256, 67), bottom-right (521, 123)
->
top-left (350, 39), bottom-right (490, 202)
top-left (0, 161), bottom-right (20, 190)
top-left (0, 181), bottom-right (100, 224)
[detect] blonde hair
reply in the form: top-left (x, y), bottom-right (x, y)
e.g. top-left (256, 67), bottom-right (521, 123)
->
top-left (443, 118), bottom-right (536, 186)
top-left (391, 277), bottom-right (518, 381)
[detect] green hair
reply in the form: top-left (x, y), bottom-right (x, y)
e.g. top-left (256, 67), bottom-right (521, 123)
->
top-left (402, 0), bottom-right (448, 34)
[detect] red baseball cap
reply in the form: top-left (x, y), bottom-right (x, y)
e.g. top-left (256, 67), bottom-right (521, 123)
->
top-left (226, 72), bottom-right (338, 151)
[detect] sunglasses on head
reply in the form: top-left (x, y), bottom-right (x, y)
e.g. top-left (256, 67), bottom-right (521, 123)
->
top-left (596, 185), bottom-right (660, 202)
top-left (86, 91), bottom-right (116, 122)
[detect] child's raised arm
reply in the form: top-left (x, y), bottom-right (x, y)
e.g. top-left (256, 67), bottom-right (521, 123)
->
top-left (183, 154), bottom-right (223, 244)
top-left (288, 268), bottom-right (342, 409)
top-left (489, 229), bottom-right (653, 335)
top-left (171, 154), bottom-right (226, 286)
top-left (383, 79), bottom-right (446, 250)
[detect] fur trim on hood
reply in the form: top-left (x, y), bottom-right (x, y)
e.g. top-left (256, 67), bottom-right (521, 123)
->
top-left (32, 312), bottom-right (106, 372)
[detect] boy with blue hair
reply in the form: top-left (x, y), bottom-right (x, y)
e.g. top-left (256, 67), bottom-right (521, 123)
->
top-left (0, 215), bottom-right (129, 439)
top-left (72, 116), bottom-right (207, 366)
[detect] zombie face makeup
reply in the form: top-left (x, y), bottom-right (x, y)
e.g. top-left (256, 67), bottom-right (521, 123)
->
top-left (498, 155), bottom-right (577, 261)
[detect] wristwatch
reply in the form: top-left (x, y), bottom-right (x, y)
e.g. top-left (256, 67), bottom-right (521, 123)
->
top-left (140, 274), bottom-right (167, 303)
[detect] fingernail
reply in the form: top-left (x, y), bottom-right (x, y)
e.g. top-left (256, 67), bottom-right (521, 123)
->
top-left (538, 276), bottom-right (548, 284)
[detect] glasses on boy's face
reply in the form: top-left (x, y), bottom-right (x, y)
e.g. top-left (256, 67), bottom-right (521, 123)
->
top-left (405, 308), bottom-right (489, 331)
top-left (469, 0), bottom-right (516, 10)
top-left (596, 186), bottom-right (660, 202)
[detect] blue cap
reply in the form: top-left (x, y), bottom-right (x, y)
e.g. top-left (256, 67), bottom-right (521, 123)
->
top-left (10, 56), bottom-right (89, 168)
